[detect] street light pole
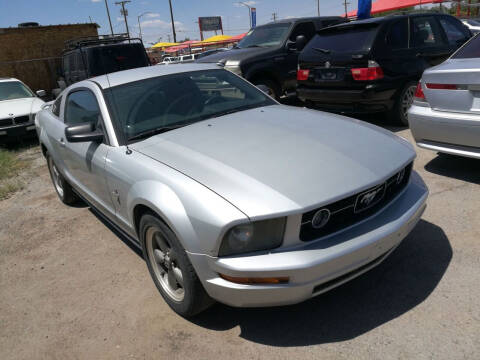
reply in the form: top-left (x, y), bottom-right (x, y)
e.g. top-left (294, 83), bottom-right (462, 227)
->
top-left (138, 12), bottom-right (154, 41)
top-left (317, 0), bottom-right (320, 16)
top-left (104, 0), bottom-right (114, 35)
top-left (115, 1), bottom-right (131, 38)
top-left (237, 2), bottom-right (252, 29)
top-left (168, 0), bottom-right (177, 43)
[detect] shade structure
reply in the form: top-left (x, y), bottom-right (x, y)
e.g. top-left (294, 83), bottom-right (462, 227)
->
top-left (200, 34), bottom-right (233, 43)
top-left (346, 0), bottom-right (445, 17)
top-left (151, 42), bottom-right (179, 49)
top-left (229, 33), bottom-right (247, 41)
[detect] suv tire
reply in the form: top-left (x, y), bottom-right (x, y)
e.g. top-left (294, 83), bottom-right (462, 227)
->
top-left (390, 81), bottom-right (417, 126)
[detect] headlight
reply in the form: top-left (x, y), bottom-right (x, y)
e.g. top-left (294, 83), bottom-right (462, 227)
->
top-left (218, 218), bottom-right (286, 256)
top-left (224, 60), bottom-right (242, 76)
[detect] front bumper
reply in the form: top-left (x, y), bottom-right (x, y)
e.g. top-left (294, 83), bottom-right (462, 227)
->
top-left (188, 172), bottom-right (428, 307)
top-left (0, 122), bottom-right (37, 139)
top-left (296, 86), bottom-right (396, 113)
top-left (409, 104), bottom-right (480, 159)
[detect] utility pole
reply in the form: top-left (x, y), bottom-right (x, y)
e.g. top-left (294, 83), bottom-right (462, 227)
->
top-left (104, 0), bottom-right (114, 35)
top-left (271, 12), bottom-right (277, 22)
top-left (115, 1), bottom-right (131, 38)
top-left (168, 0), bottom-right (177, 43)
top-left (343, 0), bottom-right (349, 18)
top-left (317, 0), bottom-right (320, 16)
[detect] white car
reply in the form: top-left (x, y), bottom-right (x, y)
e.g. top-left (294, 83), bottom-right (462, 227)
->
top-left (0, 78), bottom-right (45, 140)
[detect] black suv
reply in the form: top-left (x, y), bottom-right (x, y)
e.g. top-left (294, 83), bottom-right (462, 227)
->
top-left (296, 13), bottom-right (471, 124)
top-left (62, 34), bottom-right (150, 86)
top-left (197, 17), bottom-right (347, 98)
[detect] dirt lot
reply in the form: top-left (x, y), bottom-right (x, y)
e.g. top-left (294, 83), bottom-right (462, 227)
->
top-left (1, 123), bottom-right (479, 360)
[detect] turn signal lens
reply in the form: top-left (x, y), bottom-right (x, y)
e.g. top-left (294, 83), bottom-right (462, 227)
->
top-left (219, 274), bottom-right (289, 284)
top-left (414, 82), bottom-right (426, 101)
top-left (297, 69), bottom-right (310, 81)
top-left (426, 83), bottom-right (458, 90)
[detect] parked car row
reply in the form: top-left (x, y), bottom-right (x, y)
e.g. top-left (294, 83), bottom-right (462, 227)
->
top-left (200, 13), bottom-right (472, 125)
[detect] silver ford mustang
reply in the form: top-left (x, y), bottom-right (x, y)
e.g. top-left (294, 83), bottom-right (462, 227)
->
top-left (409, 34), bottom-right (480, 159)
top-left (36, 64), bottom-right (428, 316)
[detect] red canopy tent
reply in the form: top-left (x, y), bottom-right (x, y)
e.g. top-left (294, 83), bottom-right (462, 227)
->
top-left (346, 0), bottom-right (445, 17)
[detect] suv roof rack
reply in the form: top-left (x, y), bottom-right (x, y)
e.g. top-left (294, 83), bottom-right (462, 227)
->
top-left (64, 33), bottom-right (143, 52)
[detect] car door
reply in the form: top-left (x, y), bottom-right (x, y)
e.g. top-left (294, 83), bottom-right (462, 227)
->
top-left (60, 86), bottom-right (115, 216)
top-left (283, 21), bottom-right (317, 91)
top-left (410, 15), bottom-right (450, 69)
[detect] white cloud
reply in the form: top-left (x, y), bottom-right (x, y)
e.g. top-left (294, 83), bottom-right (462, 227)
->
top-left (145, 13), bottom-right (160, 18)
top-left (91, 0), bottom-right (102, 3)
top-left (116, 17), bottom-right (124, 22)
top-left (140, 19), bottom-right (186, 32)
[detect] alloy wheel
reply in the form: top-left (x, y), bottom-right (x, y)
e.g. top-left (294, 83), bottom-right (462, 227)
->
top-left (49, 158), bottom-right (64, 198)
top-left (402, 85), bottom-right (417, 120)
top-left (145, 227), bottom-right (185, 302)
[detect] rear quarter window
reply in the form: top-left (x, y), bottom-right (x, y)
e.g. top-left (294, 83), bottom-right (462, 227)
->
top-left (304, 24), bottom-right (379, 54)
top-left (452, 34), bottom-right (480, 58)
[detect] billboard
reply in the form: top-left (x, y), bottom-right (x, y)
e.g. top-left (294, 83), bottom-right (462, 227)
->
top-left (198, 16), bottom-right (223, 32)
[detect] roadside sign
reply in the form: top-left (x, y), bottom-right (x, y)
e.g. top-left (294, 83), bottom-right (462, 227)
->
top-left (251, 8), bottom-right (256, 28)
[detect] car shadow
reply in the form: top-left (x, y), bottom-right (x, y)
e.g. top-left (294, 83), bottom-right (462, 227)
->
top-left (425, 153), bottom-right (480, 185)
top-left (0, 136), bottom-right (39, 151)
top-left (191, 220), bottom-right (451, 347)
top-left (87, 207), bottom-right (143, 258)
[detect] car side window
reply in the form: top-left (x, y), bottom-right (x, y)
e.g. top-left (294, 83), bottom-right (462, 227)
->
top-left (439, 16), bottom-right (470, 45)
top-left (411, 17), bottom-right (445, 48)
top-left (65, 90), bottom-right (101, 126)
top-left (290, 22), bottom-right (316, 42)
top-left (386, 19), bottom-right (408, 50)
top-left (51, 96), bottom-right (62, 117)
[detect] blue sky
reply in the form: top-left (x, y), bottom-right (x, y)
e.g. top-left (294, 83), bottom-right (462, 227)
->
top-left (0, 0), bottom-right (354, 45)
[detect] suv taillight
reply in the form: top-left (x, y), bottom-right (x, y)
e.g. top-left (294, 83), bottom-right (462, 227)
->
top-left (351, 60), bottom-right (384, 81)
top-left (297, 69), bottom-right (310, 81)
top-left (414, 82), bottom-right (426, 101)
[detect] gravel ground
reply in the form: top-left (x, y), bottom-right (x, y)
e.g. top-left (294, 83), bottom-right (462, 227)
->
top-left (0, 123), bottom-right (479, 360)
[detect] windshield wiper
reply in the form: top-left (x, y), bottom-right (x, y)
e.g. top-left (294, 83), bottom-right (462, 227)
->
top-left (313, 47), bottom-right (331, 54)
top-left (127, 124), bottom-right (188, 142)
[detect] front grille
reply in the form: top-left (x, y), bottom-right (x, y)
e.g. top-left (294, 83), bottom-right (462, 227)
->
top-left (14, 115), bottom-right (30, 124)
top-left (300, 163), bottom-right (413, 242)
top-left (0, 118), bottom-right (13, 127)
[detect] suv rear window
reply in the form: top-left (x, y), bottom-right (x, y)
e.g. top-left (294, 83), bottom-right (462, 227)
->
top-left (452, 34), bottom-right (480, 58)
top-left (305, 24), bottom-right (379, 53)
top-left (88, 44), bottom-right (149, 77)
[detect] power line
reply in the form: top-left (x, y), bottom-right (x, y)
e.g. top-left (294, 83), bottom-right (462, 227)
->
top-left (104, 0), bottom-right (114, 35)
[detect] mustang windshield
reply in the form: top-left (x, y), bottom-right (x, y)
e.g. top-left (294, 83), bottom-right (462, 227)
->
top-left (106, 69), bottom-right (275, 142)
top-left (236, 23), bottom-right (291, 48)
top-left (0, 81), bottom-right (35, 101)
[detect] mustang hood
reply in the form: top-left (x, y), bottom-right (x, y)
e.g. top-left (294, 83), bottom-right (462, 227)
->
top-left (0, 97), bottom-right (44, 119)
top-left (132, 106), bottom-right (415, 218)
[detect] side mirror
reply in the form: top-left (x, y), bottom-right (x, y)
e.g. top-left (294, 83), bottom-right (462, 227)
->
top-left (36, 90), bottom-right (46, 98)
top-left (295, 35), bottom-right (308, 52)
top-left (65, 122), bottom-right (103, 143)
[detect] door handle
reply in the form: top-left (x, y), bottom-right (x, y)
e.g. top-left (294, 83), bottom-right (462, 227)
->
top-left (59, 138), bottom-right (66, 147)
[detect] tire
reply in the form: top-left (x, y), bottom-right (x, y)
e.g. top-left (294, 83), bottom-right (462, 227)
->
top-left (251, 78), bottom-right (281, 100)
top-left (389, 81), bottom-right (417, 126)
top-left (140, 214), bottom-right (214, 317)
top-left (46, 152), bottom-right (77, 205)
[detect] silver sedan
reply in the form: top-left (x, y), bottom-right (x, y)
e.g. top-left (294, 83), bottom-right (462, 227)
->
top-left (409, 34), bottom-right (480, 159)
top-left (36, 64), bottom-right (428, 316)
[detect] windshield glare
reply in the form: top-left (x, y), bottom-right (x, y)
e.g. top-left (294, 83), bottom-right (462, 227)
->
top-left (105, 69), bottom-right (275, 141)
top-left (237, 23), bottom-right (291, 48)
top-left (0, 81), bottom-right (35, 101)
